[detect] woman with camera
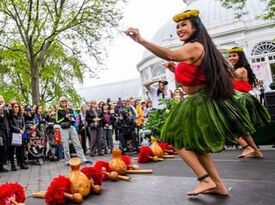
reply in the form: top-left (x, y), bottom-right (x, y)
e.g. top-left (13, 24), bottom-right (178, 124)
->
top-left (56, 96), bottom-right (91, 165)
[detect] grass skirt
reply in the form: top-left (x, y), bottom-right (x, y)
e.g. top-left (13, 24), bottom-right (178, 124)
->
top-left (234, 92), bottom-right (270, 128)
top-left (160, 90), bottom-right (255, 153)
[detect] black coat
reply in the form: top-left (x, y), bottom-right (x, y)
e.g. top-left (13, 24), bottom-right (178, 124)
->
top-left (86, 108), bottom-right (103, 128)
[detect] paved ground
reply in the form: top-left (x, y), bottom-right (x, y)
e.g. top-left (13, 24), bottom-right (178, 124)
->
top-left (1, 147), bottom-right (275, 205)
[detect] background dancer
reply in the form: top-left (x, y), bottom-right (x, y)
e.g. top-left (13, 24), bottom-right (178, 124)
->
top-left (228, 47), bottom-right (270, 158)
top-left (125, 9), bottom-right (254, 196)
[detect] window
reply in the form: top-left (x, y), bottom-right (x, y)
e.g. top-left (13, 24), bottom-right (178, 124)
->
top-left (151, 62), bottom-right (166, 77)
top-left (251, 41), bottom-right (275, 56)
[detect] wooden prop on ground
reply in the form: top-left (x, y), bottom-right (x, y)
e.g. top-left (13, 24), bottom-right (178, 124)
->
top-left (67, 158), bottom-right (91, 197)
top-left (0, 183), bottom-right (26, 205)
top-left (158, 142), bottom-right (177, 155)
top-left (150, 137), bottom-right (164, 158)
top-left (137, 146), bottom-right (163, 163)
top-left (151, 137), bottom-right (175, 158)
top-left (31, 176), bottom-right (83, 204)
top-left (32, 158), bottom-right (95, 204)
top-left (94, 160), bottom-right (131, 181)
top-left (80, 166), bottom-right (103, 194)
top-left (121, 155), bottom-right (153, 174)
top-left (109, 148), bottom-right (127, 175)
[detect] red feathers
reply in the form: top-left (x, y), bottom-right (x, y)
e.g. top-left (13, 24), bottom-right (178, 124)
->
top-left (158, 143), bottom-right (169, 152)
top-left (45, 175), bottom-right (71, 205)
top-left (94, 160), bottom-right (111, 180)
top-left (158, 142), bottom-right (175, 154)
top-left (0, 183), bottom-right (25, 205)
top-left (138, 146), bottom-right (153, 163)
top-left (121, 155), bottom-right (132, 169)
top-left (80, 166), bottom-right (103, 186)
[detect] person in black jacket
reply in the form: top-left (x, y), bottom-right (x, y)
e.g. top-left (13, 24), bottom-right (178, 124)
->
top-left (116, 111), bottom-right (138, 153)
top-left (86, 100), bottom-right (104, 156)
top-left (9, 101), bottom-right (28, 171)
top-left (0, 97), bottom-right (9, 172)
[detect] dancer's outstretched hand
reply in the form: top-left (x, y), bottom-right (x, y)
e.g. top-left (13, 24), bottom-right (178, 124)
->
top-left (163, 61), bottom-right (176, 73)
top-left (125, 27), bottom-right (144, 43)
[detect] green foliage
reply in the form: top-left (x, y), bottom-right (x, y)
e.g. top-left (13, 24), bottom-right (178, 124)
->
top-left (0, 0), bottom-right (127, 104)
top-left (0, 41), bottom-right (85, 107)
top-left (143, 99), bottom-right (178, 137)
top-left (218, 0), bottom-right (275, 20)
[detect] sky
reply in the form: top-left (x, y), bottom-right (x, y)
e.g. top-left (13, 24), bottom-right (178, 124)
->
top-left (80, 0), bottom-right (185, 88)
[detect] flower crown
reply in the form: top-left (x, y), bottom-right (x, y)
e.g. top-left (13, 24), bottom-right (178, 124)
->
top-left (227, 47), bottom-right (244, 53)
top-left (173, 9), bottom-right (200, 23)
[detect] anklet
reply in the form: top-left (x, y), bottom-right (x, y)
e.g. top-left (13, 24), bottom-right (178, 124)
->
top-left (242, 145), bottom-right (249, 149)
top-left (197, 174), bottom-right (209, 181)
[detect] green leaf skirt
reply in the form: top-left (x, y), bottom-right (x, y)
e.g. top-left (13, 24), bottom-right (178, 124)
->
top-left (160, 90), bottom-right (255, 153)
top-left (234, 91), bottom-right (271, 128)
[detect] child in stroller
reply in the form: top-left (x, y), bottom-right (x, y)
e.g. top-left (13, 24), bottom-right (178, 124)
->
top-left (45, 123), bottom-right (63, 161)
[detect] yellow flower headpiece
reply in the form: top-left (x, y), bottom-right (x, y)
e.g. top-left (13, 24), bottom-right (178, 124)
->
top-left (173, 9), bottom-right (200, 23)
top-left (227, 47), bottom-right (244, 53)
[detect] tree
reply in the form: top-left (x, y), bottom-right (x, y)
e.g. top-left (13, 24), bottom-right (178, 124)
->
top-left (0, 41), bottom-right (86, 107)
top-left (217, 0), bottom-right (275, 19)
top-left (0, 0), bottom-right (126, 104)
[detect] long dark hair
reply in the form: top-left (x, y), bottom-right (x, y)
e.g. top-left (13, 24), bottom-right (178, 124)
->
top-left (231, 48), bottom-right (257, 87)
top-left (184, 12), bottom-right (234, 99)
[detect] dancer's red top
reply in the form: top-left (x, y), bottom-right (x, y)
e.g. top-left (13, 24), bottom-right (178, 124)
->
top-left (175, 62), bottom-right (206, 86)
top-left (233, 80), bottom-right (252, 92)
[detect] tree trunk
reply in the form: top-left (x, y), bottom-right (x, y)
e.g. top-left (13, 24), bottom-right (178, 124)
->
top-left (31, 62), bottom-right (40, 105)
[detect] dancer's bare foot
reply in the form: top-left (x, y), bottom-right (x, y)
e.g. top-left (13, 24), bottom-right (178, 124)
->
top-left (187, 175), bottom-right (216, 196)
top-left (202, 185), bottom-right (230, 196)
top-left (237, 146), bottom-right (254, 158)
top-left (245, 150), bottom-right (264, 159)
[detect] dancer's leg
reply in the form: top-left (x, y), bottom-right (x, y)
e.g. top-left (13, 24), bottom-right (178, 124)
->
top-left (196, 152), bottom-right (229, 196)
top-left (176, 148), bottom-right (216, 195)
top-left (235, 137), bottom-right (254, 158)
top-left (242, 135), bottom-right (263, 158)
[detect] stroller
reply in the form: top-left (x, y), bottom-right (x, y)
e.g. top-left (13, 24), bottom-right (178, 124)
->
top-left (26, 127), bottom-right (46, 165)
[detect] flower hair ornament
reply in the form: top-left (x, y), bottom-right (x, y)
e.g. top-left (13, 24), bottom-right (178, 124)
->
top-left (227, 47), bottom-right (244, 53)
top-left (173, 9), bottom-right (200, 23)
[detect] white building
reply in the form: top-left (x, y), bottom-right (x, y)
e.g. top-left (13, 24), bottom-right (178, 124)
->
top-left (137, 0), bottom-right (275, 97)
top-left (77, 78), bottom-right (141, 102)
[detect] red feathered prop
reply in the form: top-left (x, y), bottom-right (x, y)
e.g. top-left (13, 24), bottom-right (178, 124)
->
top-left (80, 166), bottom-right (103, 186)
top-left (138, 146), bottom-right (153, 163)
top-left (45, 175), bottom-right (71, 205)
top-left (0, 183), bottom-right (25, 205)
top-left (121, 155), bottom-right (132, 170)
top-left (94, 160), bottom-right (111, 180)
top-left (158, 142), bottom-right (169, 152)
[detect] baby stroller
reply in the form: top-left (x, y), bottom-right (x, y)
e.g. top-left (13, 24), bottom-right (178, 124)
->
top-left (26, 128), bottom-right (46, 165)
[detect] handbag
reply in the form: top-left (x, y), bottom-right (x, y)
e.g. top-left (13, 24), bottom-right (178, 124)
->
top-left (11, 133), bottom-right (22, 146)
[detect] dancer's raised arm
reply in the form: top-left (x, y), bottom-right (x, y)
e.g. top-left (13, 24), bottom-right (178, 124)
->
top-left (125, 27), bottom-right (203, 62)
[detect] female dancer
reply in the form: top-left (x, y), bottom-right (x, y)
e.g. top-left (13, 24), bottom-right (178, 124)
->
top-left (125, 10), bottom-right (255, 196)
top-left (228, 47), bottom-right (270, 158)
